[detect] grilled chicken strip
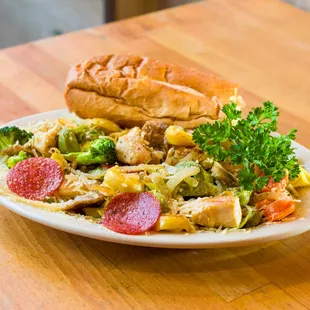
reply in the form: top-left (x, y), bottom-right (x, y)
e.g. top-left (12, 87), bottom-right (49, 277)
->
top-left (179, 196), bottom-right (242, 228)
top-left (116, 127), bottom-right (152, 165)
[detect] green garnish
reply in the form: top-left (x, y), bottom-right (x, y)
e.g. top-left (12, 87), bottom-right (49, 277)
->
top-left (6, 151), bottom-right (29, 168)
top-left (0, 126), bottom-right (33, 152)
top-left (192, 101), bottom-right (300, 190)
top-left (63, 138), bottom-right (117, 166)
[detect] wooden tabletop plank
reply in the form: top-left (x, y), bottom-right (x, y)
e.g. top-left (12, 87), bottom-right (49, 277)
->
top-left (231, 239), bottom-right (310, 307)
top-left (35, 31), bottom-right (128, 65)
top-left (0, 53), bottom-right (64, 112)
top-left (0, 83), bottom-right (37, 124)
top-left (4, 44), bottom-right (70, 92)
top-left (146, 2), bottom-right (310, 124)
top-left (230, 283), bottom-right (307, 310)
top-left (0, 0), bottom-right (310, 309)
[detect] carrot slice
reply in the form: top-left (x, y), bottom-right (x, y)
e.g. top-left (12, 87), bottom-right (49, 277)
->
top-left (265, 200), bottom-right (296, 222)
top-left (260, 174), bottom-right (289, 193)
top-left (255, 199), bottom-right (274, 210)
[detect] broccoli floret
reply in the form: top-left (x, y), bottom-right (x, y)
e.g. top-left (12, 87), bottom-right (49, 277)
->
top-left (63, 138), bottom-right (117, 165)
top-left (57, 122), bottom-right (106, 155)
top-left (175, 161), bottom-right (218, 197)
top-left (6, 151), bottom-right (28, 168)
top-left (0, 126), bottom-right (33, 152)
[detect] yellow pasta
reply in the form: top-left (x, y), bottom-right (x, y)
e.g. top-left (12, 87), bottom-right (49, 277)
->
top-left (88, 185), bottom-right (115, 197)
top-left (51, 152), bottom-right (68, 170)
top-left (87, 118), bottom-right (121, 134)
top-left (154, 214), bottom-right (195, 233)
top-left (165, 126), bottom-right (195, 147)
top-left (290, 166), bottom-right (310, 188)
top-left (103, 166), bottom-right (144, 193)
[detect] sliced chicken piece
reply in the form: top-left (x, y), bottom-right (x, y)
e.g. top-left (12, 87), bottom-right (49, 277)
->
top-left (116, 127), bottom-right (152, 165)
top-left (32, 120), bottom-right (62, 156)
top-left (179, 196), bottom-right (242, 228)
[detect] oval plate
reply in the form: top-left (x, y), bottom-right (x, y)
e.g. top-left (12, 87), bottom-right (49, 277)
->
top-left (0, 110), bottom-right (310, 249)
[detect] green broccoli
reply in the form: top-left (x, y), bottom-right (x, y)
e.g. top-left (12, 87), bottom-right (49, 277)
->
top-left (174, 161), bottom-right (219, 197)
top-left (6, 151), bottom-right (29, 168)
top-left (57, 121), bottom-right (107, 155)
top-left (0, 126), bottom-right (33, 152)
top-left (63, 138), bottom-right (117, 165)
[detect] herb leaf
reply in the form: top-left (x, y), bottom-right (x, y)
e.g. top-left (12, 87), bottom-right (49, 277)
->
top-left (192, 101), bottom-right (300, 191)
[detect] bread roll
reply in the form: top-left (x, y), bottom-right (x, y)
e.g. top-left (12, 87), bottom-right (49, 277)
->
top-left (65, 55), bottom-right (244, 128)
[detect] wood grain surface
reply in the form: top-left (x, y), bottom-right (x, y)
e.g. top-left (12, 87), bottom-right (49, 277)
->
top-left (1, 0), bottom-right (310, 309)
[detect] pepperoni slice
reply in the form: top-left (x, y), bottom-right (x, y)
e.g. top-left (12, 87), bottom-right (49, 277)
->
top-left (102, 192), bottom-right (161, 235)
top-left (6, 157), bottom-right (64, 201)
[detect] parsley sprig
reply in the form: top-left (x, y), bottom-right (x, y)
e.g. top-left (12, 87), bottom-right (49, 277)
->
top-left (192, 101), bottom-right (300, 191)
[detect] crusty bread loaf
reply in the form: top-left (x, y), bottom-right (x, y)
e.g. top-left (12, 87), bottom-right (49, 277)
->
top-left (65, 55), bottom-right (244, 128)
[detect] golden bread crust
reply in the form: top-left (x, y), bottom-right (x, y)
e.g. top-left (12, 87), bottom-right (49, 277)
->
top-left (65, 55), bottom-right (243, 128)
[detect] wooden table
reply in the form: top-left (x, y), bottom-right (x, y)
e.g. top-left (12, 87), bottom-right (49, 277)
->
top-left (1, 0), bottom-right (310, 309)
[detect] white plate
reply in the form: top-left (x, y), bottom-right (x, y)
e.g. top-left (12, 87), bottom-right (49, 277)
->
top-left (0, 110), bottom-right (310, 249)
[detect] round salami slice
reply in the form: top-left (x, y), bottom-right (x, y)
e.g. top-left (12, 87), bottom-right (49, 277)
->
top-left (102, 192), bottom-right (161, 235)
top-left (6, 157), bottom-right (64, 201)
